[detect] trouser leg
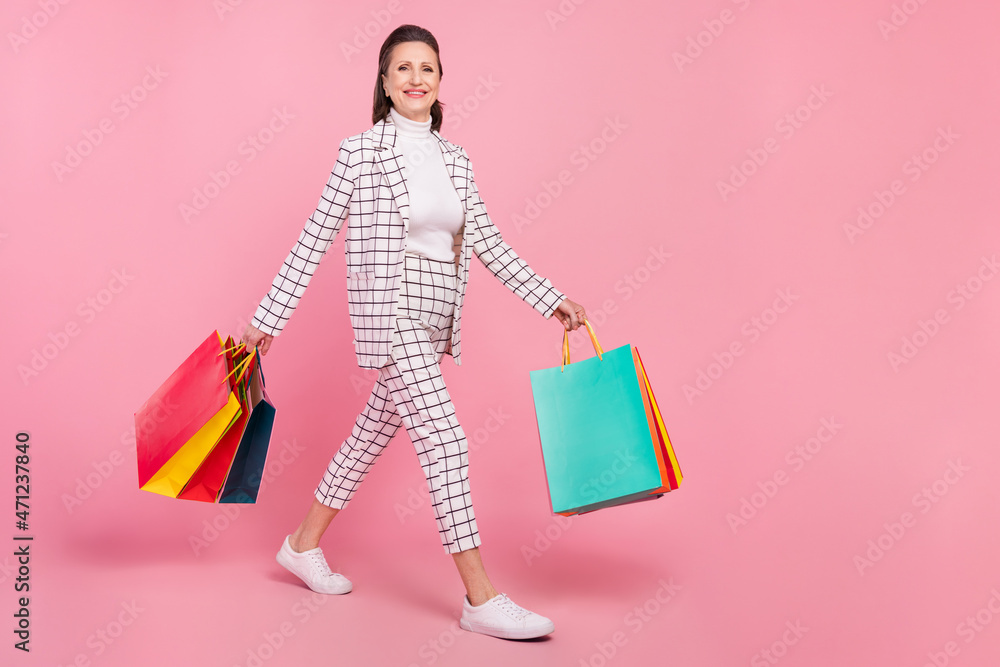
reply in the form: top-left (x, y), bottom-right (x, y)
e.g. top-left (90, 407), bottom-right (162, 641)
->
top-left (314, 253), bottom-right (480, 554)
top-left (315, 376), bottom-right (401, 508)
top-left (382, 316), bottom-right (480, 554)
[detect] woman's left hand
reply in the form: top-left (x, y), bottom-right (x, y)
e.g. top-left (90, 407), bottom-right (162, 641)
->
top-left (553, 298), bottom-right (587, 331)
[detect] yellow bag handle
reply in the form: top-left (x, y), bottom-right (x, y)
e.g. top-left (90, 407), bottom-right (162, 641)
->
top-left (561, 319), bottom-right (603, 372)
top-left (223, 346), bottom-right (257, 386)
top-left (219, 341), bottom-right (247, 356)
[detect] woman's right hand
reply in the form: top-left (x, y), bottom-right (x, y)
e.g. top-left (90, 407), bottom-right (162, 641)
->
top-left (242, 324), bottom-right (274, 356)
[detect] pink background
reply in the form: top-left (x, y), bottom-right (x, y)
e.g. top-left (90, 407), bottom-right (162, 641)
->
top-left (4, 1), bottom-right (1000, 665)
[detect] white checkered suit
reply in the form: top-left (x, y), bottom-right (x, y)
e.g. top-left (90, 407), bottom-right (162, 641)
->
top-left (251, 116), bottom-right (567, 368)
top-left (317, 253), bottom-right (481, 553)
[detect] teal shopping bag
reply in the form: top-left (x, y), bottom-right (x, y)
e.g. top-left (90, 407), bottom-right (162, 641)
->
top-left (529, 322), bottom-right (669, 515)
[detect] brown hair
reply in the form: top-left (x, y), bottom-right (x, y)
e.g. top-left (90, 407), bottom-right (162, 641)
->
top-left (372, 24), bottom-right (445, 132)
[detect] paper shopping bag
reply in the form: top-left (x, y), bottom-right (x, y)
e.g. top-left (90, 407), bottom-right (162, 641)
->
top-left (136, 332), bottom-right (276, 503)
top-left (529, 322), bottom-right (682, 516)
top-left (218, 358), bottom-right (276, 503)
top-left (175, 336), bottom-right (254, 502)
top-left (136, 331), bottom-right (241, 497)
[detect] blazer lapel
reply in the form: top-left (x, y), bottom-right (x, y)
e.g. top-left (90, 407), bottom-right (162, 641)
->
top-left (372, 117), bottom-right (473, 238)
top-left (435, 135), bottom-right (474, 275)
top-left (436, 135), bottom-right (470, 214)
top-left (372, 119), bottom-right (411, 233)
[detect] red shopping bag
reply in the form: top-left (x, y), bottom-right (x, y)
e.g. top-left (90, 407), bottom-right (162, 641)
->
top-left (135, 331), bottom-right (239, 491)
top-left (135, 332), bottom-right (273, 502)
top-left (176, 336), bottom-right (254, 502)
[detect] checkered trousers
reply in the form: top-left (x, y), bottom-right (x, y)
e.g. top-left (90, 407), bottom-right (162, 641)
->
top-left (315, 253), bottom-right (480, 554)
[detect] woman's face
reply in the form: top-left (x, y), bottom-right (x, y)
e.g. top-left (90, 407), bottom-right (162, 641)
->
top-left (381, 41), bottom-right (440, 123)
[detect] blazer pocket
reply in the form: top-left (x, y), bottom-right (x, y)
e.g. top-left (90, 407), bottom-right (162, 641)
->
top-left (347, 271), bottom-right (375, 297)
top-left (347, 270), bottom-right (377, 286)
top-left (346, 271), bottom-right (378, 317)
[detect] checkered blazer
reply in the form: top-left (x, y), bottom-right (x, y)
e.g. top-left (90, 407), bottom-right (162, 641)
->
top-left (251, 115), bottom-right (567, 369)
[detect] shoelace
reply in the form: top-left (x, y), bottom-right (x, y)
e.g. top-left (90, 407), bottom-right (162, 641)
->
top-left (493, 594), bottom-right (531, 621)
top-left (307, 550), bottom-right (335, 578)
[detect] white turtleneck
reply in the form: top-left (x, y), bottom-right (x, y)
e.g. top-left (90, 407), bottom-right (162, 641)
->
top-left (389, 107), bottom-right (465, 262)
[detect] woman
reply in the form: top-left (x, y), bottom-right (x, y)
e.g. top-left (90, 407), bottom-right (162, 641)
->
top-left (242, 24), bottom-right (586, 640)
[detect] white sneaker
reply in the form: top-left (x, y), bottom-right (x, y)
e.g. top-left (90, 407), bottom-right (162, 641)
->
top-left (459, 593), bottom-right (555, 639)
top-left (275, 535), bottom-right (352, 595)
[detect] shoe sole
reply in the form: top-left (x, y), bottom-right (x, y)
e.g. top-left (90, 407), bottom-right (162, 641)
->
top-left (459, 617), bottom-right (554, 640)
top-left (275, 549), bottom-right (353, 595)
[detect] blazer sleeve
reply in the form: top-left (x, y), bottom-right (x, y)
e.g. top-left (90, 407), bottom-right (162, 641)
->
top-left (466, 160), bottom-right (567, 319)
top-left (251, 138), bottom-right (356, 336)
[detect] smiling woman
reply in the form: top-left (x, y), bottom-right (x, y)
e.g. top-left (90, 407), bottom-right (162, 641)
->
top-left (372, 26), bottom-right (444, 128)
top-left (380, 42), bottom-right (440, 123)
top-left (241, 24), bottom-right (587, 642)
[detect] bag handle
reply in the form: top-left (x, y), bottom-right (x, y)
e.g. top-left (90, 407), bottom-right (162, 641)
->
top-left (222, 344), bottom-right (257, 386)
top-left (219, 341), bottom-right (247, 356)
top-left (561, 319), bottom-right (603, 372)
